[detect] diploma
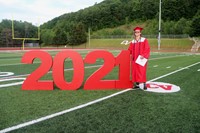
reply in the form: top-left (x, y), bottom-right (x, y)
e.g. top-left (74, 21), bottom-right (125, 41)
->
top-left (135, 55), bottom-right (147, 66)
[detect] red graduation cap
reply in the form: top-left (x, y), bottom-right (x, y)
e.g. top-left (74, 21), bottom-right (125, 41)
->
top-left (133, 26), bottom-right (143, 31)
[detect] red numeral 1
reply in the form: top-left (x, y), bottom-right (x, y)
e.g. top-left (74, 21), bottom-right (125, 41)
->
top-left (115, 50), bottom-right (132, 88)
top-left (53, 50), bottom-right (84, 90)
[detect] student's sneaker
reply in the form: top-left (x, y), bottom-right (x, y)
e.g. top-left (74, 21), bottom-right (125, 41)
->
top-left (133, 85), bottom-right (139, 89)
top-left (133, 82), bottom-right (139, 89)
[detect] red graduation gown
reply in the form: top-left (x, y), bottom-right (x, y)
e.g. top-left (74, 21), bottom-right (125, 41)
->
top-left (128, 37), bottom-right (150, 83)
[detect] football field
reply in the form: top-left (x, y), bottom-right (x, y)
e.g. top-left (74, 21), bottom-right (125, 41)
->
top-left (0, 49), bottom-right (199, 132)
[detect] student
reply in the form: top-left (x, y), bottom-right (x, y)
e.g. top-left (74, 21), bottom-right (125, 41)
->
top-left (128, 26), bottom-right (150, 90)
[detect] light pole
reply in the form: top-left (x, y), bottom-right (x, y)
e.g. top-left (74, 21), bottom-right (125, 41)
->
top-left (158, 0), bottom-right (162, 50)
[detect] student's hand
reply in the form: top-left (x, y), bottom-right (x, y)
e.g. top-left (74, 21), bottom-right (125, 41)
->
top-left (140, 56), bottom-right (144, 59)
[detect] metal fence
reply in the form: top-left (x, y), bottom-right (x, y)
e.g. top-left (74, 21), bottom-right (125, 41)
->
top-left (91, 34), bottom-right (189, 39)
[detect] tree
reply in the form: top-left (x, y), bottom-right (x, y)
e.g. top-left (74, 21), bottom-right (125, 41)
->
top-left (190, 10), bottom-right (200, 36)
top-left (0, 28), bottom-right (13, 47)
top-left (41, 29), bottom-right (55, 45)
top-left (68, 22), bottom-right (87, 45)
top-left (175, 18), bottom-right (190, 34)
top-left (53, 27), bottom-right (68, 46)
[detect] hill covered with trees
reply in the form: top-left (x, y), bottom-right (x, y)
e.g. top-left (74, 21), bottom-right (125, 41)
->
top-left (0, 0), bottom-right (200, 47)
top-left (0, 20), bottom-right (38, 47)
top-left (41, 0), bottom-right (200, 46)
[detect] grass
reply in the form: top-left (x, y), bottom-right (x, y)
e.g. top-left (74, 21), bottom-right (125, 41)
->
top-left (149, 38), bottom-right (193, 50)
top-left (56, 38), bottom-right (194, 52)
top-left (81, 38), bottom-right (194, 52)
top-left (6, 57), bottom-right (200, 133)
top-left (0, 48), bottom-right (200, 132)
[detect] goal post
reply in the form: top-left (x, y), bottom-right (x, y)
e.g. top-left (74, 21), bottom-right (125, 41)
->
top-left (12, 19), bottom-right (40, 50)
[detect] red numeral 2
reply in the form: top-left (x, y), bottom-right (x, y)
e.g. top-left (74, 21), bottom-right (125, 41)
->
top-left (84, 50), bottom-right (132, 90)
top-left (21, 50), bottom-right (132, 90)
top-left (21, 51), bottom-right (53, 90)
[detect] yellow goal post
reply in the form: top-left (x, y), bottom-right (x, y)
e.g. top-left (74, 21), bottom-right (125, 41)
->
top-left (12, 19), bottom-right (40, 50)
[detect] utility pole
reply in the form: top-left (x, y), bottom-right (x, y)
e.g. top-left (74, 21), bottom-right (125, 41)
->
top-left (158, 0), bottom-right (162, 50)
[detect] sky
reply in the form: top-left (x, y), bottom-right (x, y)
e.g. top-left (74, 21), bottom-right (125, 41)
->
top-left (0, 0), bottom-right (104, 25)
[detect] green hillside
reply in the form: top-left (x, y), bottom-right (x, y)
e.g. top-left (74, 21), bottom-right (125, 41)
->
top-left (39, 0), bottom-right (200, 46)
top-left (0, 0), bottom-right (200, 47)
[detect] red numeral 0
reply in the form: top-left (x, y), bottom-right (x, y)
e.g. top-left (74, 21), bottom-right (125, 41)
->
top-left (53, 51), bottom-right (84, 90)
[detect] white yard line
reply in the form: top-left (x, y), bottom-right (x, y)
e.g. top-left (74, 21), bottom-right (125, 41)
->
top-left (0, 65), bottom-right (102, 80)
top-left (0, 89), bottom-right (131, 133)
top-left (0, 61), bottom-right (200, 133)
top-left (149, 54), bottom-right (186, 61)
top-left (148, 62), bottom-right (200, 82)
top-left (0, 50), bottom-right (120, 67)
top-left (0, 62), bottom-right (40, 67)
top-left (0, 53), bottom-right (188, 67)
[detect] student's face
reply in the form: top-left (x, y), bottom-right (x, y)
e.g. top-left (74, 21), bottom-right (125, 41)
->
top-left (134, 30), bottom-right (141, 37)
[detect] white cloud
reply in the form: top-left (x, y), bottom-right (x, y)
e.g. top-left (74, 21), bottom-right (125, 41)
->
top-left (0, 0), bottom-right (104, 25)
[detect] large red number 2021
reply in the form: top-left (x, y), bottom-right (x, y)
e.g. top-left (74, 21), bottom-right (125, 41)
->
top-left (21, 50), bottom-right (132, 90)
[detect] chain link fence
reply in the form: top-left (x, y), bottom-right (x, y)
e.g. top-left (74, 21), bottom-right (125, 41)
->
top-left (91, 34), bottom-right (189, 39)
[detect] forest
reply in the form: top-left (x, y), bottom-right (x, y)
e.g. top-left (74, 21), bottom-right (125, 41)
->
top-left (0, 0), bottom-right (200, 47)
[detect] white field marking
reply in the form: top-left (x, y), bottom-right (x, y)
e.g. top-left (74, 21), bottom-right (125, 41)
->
top-left (1, 61), bottom-right (200, 133)
top-left (0, 78), bottom-right (25, 88)
top-left (0, 89), bottom-right (132, 133)
top-left (0, 58), bottom-right (21, 61)
top-left (166, 66), bottom-right (171, 69)
top-left (148, 61), bottom-right (200, 82)
top-left (0, 65), bottom-right (102, 80)
top-left (149, 54), bottom-right (186, 61)
top-left (0, 51), bottom-right (121, 67)
top-left (0, 52), bottom-right (192, 67)
top-left (0, 62), bottom-right (40, 67)
top-left (153, 65), bottom-right (158, 67)
top-left (198, 69), bottom-right (200, 71)
top-left (179, 67), bottom-right (190, 70)
top-left (0, 72), bottom-right (14, 77)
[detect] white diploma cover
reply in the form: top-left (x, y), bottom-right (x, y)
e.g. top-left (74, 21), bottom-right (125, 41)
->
top-left (135, 55), bottom-right (148, 67)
